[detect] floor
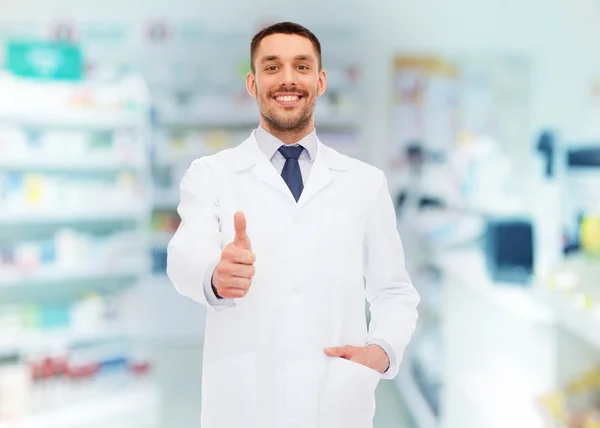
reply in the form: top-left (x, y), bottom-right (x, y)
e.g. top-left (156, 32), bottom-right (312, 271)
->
top-left (149, 343), bottom-right (417, 428)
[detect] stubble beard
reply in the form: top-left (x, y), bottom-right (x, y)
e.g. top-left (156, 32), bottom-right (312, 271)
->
top-left (256, 85), bottom-right (316, 142)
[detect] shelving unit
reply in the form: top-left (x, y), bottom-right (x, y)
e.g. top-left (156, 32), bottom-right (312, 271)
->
top-left (0, 382), bottom-right (160, 428)
top-left (432, 245), bottom-right (600, 428)
top-left (435, 247), bottom-right (558, 428)
top-left (0, 157), bottom-right (143, 172)
top-left (0, 325), bottom-right (126, 356)
top-left (0, 70), bottom-right (160, 426)
top-left (0, 263), bottom-right (147, 289)
top-left (535, 287), bottom-right (600, 351)
top-left (0, 210), bottom-right (145, 226)
top-left (0, 109), bottom-right (144, 130)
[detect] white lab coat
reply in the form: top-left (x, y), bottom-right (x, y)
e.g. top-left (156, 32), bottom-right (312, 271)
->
top-left (167, 130), bottom-right (420, 428)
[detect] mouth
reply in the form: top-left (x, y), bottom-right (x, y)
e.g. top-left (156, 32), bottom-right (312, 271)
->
top-left (273, 93), bottom-right (304, 107)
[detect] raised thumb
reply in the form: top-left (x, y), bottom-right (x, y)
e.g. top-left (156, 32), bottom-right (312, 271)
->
top-left (233, 211), bottom-right (251, 250)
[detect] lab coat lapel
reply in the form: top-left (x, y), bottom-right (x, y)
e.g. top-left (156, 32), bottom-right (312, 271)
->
top-left (252, 157), bottom-right (296, 202)
top-left (233, 131), bottom-right (296, 203)
top-left (232, 132), bottom-right (348, 207)
top-left (296, 142), bottom-right (333, 209)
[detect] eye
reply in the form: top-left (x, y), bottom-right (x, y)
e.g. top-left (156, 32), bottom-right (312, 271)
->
top-left (297, 65), bottom-right (310, 70)
top-left (265, 66), bottom-right (278, 71)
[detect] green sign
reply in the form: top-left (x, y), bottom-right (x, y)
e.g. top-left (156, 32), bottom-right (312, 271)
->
top-left (5, 40), bottom-right (83, 81)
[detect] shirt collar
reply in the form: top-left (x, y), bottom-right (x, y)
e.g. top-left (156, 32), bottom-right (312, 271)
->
top-left (255, 124), bottom-right (318, 162)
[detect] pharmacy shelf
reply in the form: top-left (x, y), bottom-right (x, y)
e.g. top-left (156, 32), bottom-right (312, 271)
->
top-left (534, 287), bottom-right (600, 350)
top-left (0, 382), bottom-right (160, 428)
top-left (0, 108), bottom-right (147, 130)
top-left (0, 208), bottom-right (146, 226)
top-left (434, 248), bottom-right (555, 325)
top-left (452, 370), bottom-right (546, 428)
top-left (0, 156), bottom-right (144, 172)
top-left (438, 245), bottom-right (562, 428)
top-left (437, 246), bottom-right (600, 351)
top-left (153, 188), bottom-right (180, 211)
top-left (0, 263), bottom-right (149, 289)
top-left (396, 363), bottom-right (438, 428)
top-left (0, 326), bottom-right (128, 356)
top-left (153, 150), bottom-right (211, 168)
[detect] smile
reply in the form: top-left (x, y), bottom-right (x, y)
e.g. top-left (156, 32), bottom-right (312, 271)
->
top-left (273, 94), bottom-right (304, 106)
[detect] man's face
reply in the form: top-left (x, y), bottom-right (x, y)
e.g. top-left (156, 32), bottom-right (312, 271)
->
top-left (246, 33), bottom-right (326, 133)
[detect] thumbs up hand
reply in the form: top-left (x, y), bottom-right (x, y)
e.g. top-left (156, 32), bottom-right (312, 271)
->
top-left (233, 210), bottom-right (252, 251)
top-left (212, 212), bottom-right (256, 299)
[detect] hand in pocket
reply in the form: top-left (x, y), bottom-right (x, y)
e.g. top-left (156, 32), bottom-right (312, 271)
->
top-left (324, 344), bottom-right (389, 374)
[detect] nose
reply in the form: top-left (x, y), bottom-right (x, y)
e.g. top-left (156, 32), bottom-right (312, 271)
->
top-left (281, 64), bottom-right (297, 86)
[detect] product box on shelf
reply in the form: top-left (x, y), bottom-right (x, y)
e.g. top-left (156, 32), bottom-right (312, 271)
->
top-left (0, 126), bottom-right (145, 169)
top-left (538, 367), bottom-right (600, 428)
top-left (0, 229), bottom-right (148, 286)
top-left (0, 292), bottom-right (155, 420)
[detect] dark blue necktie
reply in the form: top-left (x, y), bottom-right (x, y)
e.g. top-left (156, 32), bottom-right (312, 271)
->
top-left (278, 145), bottom-right (305, 202)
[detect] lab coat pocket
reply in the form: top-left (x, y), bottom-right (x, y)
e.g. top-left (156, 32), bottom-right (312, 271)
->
top-left (319, 356), bottom-right (381, 428)
top-left (201, 352), bottom-right (258, 428)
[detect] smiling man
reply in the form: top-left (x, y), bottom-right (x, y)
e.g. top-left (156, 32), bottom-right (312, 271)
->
top-left (167, 21), bottom-right (420, 428)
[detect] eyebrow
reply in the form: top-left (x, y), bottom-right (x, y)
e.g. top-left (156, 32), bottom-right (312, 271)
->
top-left (260, 55), bottom-right (315, 63)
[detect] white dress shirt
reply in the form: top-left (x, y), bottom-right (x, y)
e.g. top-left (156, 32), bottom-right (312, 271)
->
top-left (254, 124), bottom-right (318, 179)
top-left (200, 125), bottom-right (394, 373)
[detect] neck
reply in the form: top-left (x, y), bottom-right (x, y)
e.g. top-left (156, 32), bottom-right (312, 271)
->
top-left (260, 116), bottom-right (315, 145)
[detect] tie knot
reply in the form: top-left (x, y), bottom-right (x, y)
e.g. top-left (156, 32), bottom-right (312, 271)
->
top-left (278, 145), bottom-right (304, 161)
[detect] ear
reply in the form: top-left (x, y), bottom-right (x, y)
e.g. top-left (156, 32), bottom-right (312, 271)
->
top-left (246, 72), bottom-right (257, 99)
top-left (317, 68), bottom-right (327, 97)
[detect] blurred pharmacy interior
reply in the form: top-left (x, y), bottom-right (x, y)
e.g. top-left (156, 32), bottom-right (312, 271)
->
top-left (1, 0), bottom-right (600, 427)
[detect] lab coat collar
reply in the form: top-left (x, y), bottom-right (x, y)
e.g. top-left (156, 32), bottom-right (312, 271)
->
top-left (231, 130), bottom-right (350, 206)
top-left (255, 125), bottom-right (318, 162)
top-left (231, 129), bottom-right (350, 173)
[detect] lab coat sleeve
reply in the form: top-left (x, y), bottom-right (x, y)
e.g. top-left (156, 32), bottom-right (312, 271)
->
top-left (167, 159), bottom-right (235, 311)
top-left (364, 170), bottom-right (420, 379)
top-left (202, 257), bottom-right (228, 306)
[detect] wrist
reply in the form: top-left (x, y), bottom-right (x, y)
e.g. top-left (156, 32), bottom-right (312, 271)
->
top-left (211, 276), bottom-right (223, 300)
top-left (368, 344), bottom-right (390, 372)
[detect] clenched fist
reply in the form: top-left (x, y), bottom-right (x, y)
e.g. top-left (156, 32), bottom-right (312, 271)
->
top-left (212, 211), bottom-right (256, 299)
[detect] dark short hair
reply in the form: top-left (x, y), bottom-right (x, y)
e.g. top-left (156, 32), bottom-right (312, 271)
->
top-left (250, 21), bottom-right (322, 72)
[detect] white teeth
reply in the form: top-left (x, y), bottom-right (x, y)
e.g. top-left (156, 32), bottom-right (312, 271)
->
top-left (276, 96), bottom-right (299, 102)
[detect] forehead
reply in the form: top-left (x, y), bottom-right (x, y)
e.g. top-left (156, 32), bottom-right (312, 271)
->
top-left (256, 33), bottom-right (318, 61)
